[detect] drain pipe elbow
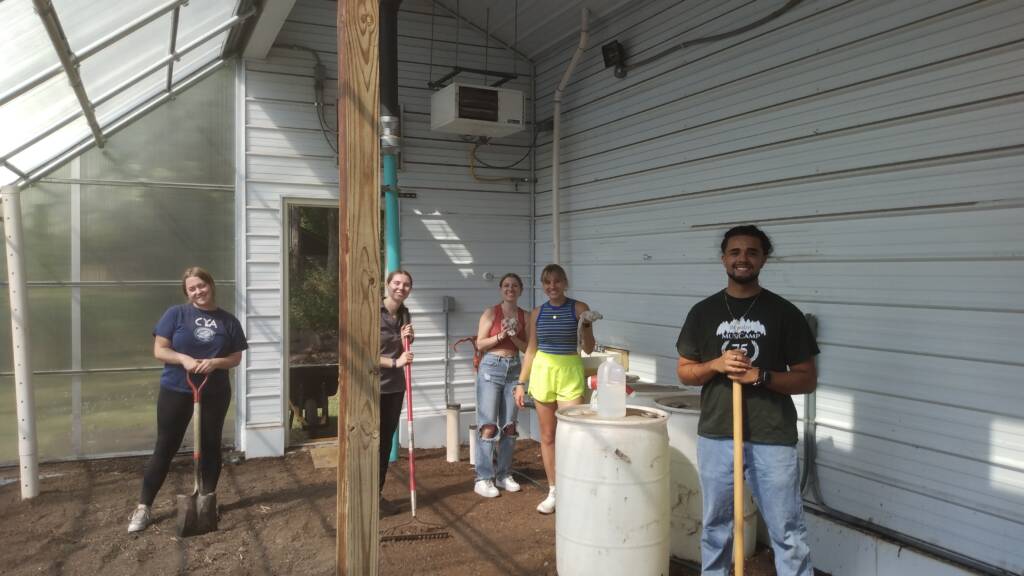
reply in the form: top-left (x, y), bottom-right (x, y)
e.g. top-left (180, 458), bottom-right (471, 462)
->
top-left (551, 8), bottom-right (589, 265)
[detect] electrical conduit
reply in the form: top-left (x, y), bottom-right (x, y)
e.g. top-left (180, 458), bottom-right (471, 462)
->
top-left (551, 8), bottom-right (588, 264)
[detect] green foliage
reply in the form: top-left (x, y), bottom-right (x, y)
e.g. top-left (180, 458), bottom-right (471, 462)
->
top-left (290, 262), bottom-right (338, 337)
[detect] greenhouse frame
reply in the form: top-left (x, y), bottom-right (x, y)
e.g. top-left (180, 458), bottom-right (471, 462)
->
top-left (2, 0), bottom-right (1022, 574)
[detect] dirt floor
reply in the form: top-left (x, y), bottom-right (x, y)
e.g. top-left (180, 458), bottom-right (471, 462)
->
top-left (0, 440), bottom-right (795, 575)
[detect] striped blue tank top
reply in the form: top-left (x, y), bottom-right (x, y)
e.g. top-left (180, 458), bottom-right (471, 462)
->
top-left (536, 298), bottom-right (578, 355)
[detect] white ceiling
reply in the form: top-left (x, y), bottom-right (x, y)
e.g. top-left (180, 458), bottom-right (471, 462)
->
top-left (432, 0), bottom-right (635, 62)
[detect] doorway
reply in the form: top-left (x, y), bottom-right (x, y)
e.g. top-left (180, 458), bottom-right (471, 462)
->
top-left (283, 200), bottom-right (339, 445)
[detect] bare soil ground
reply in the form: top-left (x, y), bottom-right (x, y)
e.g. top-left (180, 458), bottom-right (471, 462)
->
top-left (0, 440), bottom-right (790, 575)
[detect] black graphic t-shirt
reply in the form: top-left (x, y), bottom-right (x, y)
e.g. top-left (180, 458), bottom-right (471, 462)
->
top-left (676, 289), bottom-right (818, 445)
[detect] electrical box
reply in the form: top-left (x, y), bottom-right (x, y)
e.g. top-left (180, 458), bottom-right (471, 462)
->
top-left (430, 83), bottom-right (525, 139)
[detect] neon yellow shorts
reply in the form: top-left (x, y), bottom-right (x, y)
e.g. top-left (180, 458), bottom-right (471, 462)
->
top-left (528, 350), bottom-right (585, 403)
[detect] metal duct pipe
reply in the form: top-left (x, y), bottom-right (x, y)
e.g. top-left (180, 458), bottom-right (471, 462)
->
top-left (380, 0), bottom-right (404, 464)
top-left (551, 8), bottom-right (588, 264)
top-left (2, 186), bottom-right (39, 499)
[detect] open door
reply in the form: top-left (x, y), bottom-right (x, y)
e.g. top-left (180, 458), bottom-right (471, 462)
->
top-left (284, 200), bottom-right (340, 445)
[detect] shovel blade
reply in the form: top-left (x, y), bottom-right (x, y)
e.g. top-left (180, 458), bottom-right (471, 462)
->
top-left (176, 492), bottom-right (218, 537)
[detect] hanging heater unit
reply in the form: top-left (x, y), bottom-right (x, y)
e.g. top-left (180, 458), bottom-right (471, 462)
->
top-left (430, 83), bottom-right (525, 139)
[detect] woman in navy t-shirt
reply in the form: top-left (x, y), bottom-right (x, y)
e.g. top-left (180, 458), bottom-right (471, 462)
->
top-left (127, 267), bottom-right (247, 533)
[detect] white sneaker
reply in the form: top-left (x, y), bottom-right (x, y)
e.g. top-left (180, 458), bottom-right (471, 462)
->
top-left (536, 486), bottom-right (556, 514)
top-left (127, 504), bottom-right (151, 533)
top-left (474, 479), bottom-right (500, 498)
top-left (496, 475), bottom-right (521, 492)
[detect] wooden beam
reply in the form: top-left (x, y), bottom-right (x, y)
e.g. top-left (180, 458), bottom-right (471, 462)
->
top-left (337, 0), bottom-right (381, 574)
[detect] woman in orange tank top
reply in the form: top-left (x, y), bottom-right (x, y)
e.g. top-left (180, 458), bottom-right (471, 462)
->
top-left (472, 273), bottom-right (529, 498)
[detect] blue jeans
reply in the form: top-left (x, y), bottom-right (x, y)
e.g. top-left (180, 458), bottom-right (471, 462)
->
top-left (475, 353), bottom-right (520, 481)
top-left (697, 436), bottom-right (813, 576)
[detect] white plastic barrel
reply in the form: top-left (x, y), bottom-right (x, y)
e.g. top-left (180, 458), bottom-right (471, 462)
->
top-left (655, 394), bottom-right (757, 563)
top-left (556, 405), bottom-right (670, 576)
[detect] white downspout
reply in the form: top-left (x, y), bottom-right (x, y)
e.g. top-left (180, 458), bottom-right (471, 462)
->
top-left (2, 185), bottom-right (39, 499)
top-left (551, 8), bottom-right (589, 265)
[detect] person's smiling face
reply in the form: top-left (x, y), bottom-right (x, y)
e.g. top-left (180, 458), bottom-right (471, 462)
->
top-left (542, 274), bottom-right (567, 302)
top-left (721, 235), bottom-right (767, 285)
top-left (185, 276), bottom-right (215, 309)
top-left (500, 276), bottom-right (522, 303)
top-left (388, 273), bottom-right (412, 302)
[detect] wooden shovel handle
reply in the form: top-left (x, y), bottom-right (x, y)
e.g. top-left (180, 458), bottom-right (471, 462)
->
top-left (733, 379), bottom-right (745, 576)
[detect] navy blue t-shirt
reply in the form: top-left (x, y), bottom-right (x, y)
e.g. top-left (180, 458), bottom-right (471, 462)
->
top-left (154, 304), bottom-right (248, 393)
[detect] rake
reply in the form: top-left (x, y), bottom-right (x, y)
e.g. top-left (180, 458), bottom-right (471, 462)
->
top-left (380, 336), bottom-right (451, 543)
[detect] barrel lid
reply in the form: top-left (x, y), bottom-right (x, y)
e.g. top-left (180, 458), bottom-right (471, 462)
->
top-left (630, 383), bottom-right (683, 394)
top-left (556, 404), bottom-right (668, 425)
top-left (654, 394), bottom-right (701, 413)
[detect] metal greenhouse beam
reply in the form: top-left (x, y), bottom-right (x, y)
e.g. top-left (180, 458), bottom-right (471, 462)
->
top-left (0, 9), bottom-right (252, 167)
top-left (32, 0), bottom-right (105, 148)
top-left (336, 0), bottom-right (381, 573)
top-left (1, 186), bottom-right (39, 500)
top-left (0, 0), bottom-right (186, 107)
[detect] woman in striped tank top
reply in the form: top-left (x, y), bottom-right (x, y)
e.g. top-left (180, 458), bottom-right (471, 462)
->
top-left (514, 264), bottom-right (595, 514)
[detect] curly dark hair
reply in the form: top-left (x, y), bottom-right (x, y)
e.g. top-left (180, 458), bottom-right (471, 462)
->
top-left (720, 225), bottom-right (773, 256)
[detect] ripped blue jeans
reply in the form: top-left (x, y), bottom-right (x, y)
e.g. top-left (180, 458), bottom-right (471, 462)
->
top-left (474, 353), bottom-right (520, 481)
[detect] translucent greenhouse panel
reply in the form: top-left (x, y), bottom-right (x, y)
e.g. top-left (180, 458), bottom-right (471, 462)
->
top-left (50, 0), bottom-right (169, 53)
top-left (93, 68), bottom-right (166, 128)
top-left (0, 288), bottom-right (72, 373)
top-left (0, 0), bottom-right (59, 92)
top-left (0, 167), bottom-right (15, 187)
top-left (0, 178), bottom-right (71, 282)
top-left (80, 285), bottom-right (237, 370)
top-left (7, 118), bottom-right (91, 182)
top-left (78, 13), bottom-right (172, 102)
top-left (81, 186), bottom-right (234, 282)
top-left (0, 375), bottom-right (73, 464)
top-left (177, 0), bottom-right (237, 47)
top-left (0, 73), bottom-right (79, 164)
top-left (82, 371), bottom-right (239, 455)
top-left (80, 66), bottom-right (234, 184)
top-left (80, 372), bottom-right (161, 455)
top-left (173, 32), bottom-right (229, 85)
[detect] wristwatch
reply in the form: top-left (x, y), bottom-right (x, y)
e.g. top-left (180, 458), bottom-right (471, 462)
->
top-left (753, 367), bottom-right (771, 387)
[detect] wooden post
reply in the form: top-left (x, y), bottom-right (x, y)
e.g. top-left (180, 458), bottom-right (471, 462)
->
top-left (337, 0), bottom-right (380, 574)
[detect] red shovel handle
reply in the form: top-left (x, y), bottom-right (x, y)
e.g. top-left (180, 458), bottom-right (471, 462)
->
top-left (402, 337), bottom-right (416, 496)
top-left (185, 372), bottom-right (210, 403)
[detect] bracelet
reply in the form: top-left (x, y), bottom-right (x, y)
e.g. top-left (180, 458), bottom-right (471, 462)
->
top-left (392, 358), bottom-right (397, 369)
top-left (582, 322), bottom-right (592, 328)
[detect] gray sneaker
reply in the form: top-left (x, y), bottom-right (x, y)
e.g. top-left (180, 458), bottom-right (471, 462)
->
top-left (127, 504), bottom-right (151, 533)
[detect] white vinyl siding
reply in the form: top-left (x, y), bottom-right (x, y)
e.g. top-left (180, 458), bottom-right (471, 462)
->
top-left (237, 0), bottom-right (532, 449)
top-left (532, 0), bottom-right (1024, 573)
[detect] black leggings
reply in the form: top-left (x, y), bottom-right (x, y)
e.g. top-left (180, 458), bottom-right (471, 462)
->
top-left (140, 385), bottom-right (231, 506)
top-left (379, 391), bottom-right (406, 493)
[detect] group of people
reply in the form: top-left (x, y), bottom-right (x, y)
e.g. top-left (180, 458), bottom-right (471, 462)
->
top-left (376, 264), bottom-right (595, 516)
top-left (128, 224), bottom-right (818, 576)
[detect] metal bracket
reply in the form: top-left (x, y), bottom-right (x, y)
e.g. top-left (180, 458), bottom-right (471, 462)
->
top-left (427, 66), bottom-right (519, 90)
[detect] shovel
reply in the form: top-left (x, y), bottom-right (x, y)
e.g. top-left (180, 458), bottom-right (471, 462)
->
top-left (177, 372), bottom-right (218, 537)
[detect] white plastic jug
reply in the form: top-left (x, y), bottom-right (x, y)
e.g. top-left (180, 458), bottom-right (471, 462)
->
top-left (596, 357), bottom-right (626, 417)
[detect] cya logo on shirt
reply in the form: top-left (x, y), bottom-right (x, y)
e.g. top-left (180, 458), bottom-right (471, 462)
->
top-left (194, 317), bottom-right (218, 343)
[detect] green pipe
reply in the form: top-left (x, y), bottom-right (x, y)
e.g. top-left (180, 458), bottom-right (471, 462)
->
top-left (383, 152), bottom-right (401, 463)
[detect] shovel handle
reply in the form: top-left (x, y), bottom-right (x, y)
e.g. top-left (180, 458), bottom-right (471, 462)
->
top-left (732, 379), bottom-right (744, 576)
top-left (186, 373), bottom-right (209, 492)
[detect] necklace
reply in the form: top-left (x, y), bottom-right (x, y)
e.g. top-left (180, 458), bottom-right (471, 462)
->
top-left (724, 290), bottom-right (761, 320)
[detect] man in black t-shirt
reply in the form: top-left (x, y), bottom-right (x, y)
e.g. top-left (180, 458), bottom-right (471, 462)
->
top-left (676, 225), bottom-right (818, 576)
